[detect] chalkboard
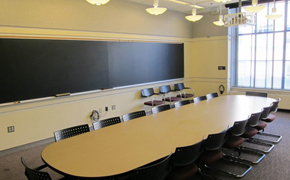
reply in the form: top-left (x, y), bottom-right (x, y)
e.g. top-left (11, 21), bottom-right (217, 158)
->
top-left (0, 38), bottom-right (184, 104)
top-left (108, 42), bottom-right (184, 87)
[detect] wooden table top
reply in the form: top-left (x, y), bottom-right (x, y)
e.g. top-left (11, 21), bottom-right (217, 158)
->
top-left (41, 95), bottom-right (274, 178)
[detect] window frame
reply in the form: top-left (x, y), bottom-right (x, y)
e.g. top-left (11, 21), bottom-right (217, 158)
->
top-left (232, 0), bottom-right (290, 90)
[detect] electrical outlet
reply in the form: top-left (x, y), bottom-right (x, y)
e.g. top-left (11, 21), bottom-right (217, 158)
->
top-left (105, 106), bottom-right (108, 111)
top-left (112, 105), bottom-right (116, 110)
top-left (7, 126), bottom-right (15, 133)
top-left (99, 108), bottom-right (103, 115)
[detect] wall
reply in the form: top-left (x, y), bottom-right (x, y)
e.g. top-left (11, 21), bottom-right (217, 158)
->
top-left (192, 10), bottom-right (228, 38)
top-left (190, 36), bottom-right (230, 96)
top-left (190, 10), bottom-right (230, 96)
top-left (0, 0), bottom-right (230, 151)
top-left (0, 0), bottom-right (193, 38)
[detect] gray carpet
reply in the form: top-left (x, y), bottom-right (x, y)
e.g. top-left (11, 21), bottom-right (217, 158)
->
top-left (1, 111), bottom-right (290, 180)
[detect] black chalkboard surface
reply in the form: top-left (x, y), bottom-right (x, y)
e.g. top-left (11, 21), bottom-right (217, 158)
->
top-left (0, 38), bottom-right (183, 104)
top-left (108, 42), bottom-right (184, 87)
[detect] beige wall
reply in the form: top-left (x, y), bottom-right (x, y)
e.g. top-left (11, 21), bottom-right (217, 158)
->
top-left (0, 0), bottom-right (230, 151)
top-left (0, 0), bottom-right (193, 38)
top-left (192, 10), bottom-right (229, 38)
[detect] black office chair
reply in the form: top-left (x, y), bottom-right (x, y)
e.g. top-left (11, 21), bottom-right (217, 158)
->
top-left (255, 105), bottom-right (282, 144)
top-left (174, 100), bottom-right (191, 108)
top-left (241, 112), bottom-right (274, 154)
top-left (223, 119), bottom-right (265, 164)
top-left (21, 157), bottom-right (52, 180)
top-left (245, 91), bottom-right (268, 97)
top-left (223, 119), bottom-right (249, 156)
top-left (93, 116), bottom-right (122, 130)
top-left (197, 130), bottom-right (227, 179)
top-left (54, 124), bottom-right (90, 142)
top-left (141, 88), bottom-right (164, 106)
top-left (262, 98), bottom-right (281, 123)
top-left (198, 129), bottom-right (252, 178)
top-left (165, 140), bottom-right (204, 180)
top-left (129, 153), bottom-right (172, 180)
top-left (151, 104), bottom-right (171, 114)
top-left (193, 96), bottom-right (207, 103)
top-left (206, 92), bottom-right (219, 100)
top-left (174, 83), bottom-right (195, 99)
top-left (159, 85), bottom-right (181, 104)
top-left (122, 110), bottom-right (146, 122)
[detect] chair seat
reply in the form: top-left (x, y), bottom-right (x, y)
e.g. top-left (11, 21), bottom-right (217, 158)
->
top-left (197, 149), bottom-right (223, 165)
top-left (176, 94), bottom-right (194, 98)
top-left (242, 127), bottom-right (258, 138)
top-left (255, 121), bottom-right (267, 131)
top-left (223, 136), bottom-right (244, 149)
top-left (165, 163), bottom-right (198, 180)
top-left (144, 100), bottom-right (164, 106)
top-left (262, 114), bottom-right (276, 123)
top-left (163, 97), bottom-right (181, 102)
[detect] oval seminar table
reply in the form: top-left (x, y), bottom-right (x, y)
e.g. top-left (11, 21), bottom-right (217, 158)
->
top-left (42, 95), bottom-right (275, 179)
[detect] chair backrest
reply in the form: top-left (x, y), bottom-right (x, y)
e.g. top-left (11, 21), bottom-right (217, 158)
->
top-left (122, 110), bottom-right (146, 122)
top-left (193, 96), bottom-right (207, 103)
top-left (270, 98), bottom-right (281, 113)
top-left (174, 100), bottom-right (191, 108)
top-left (131, 154), bottom-right (172, 180)
top-left (172, 140), bottom-right (204, 167)
top-left (231, 119), bottom-right (249, 136)
top-left (152, 104), bottom-right (171, 114)
top-left (248, 112), bottom-right (262, 127)
top-left (174, 83), bottom-right (185, 91)
top-left (93, 116), bottom-right (122, 130)
top-left (141, 88), bottom-right (155, 97)
top-left (246, 91), bottom-right (268, 97)
top-left (54, 124), bottom-right (90, 142)
top-left (21, 157), bottom-right (52, 180)
top-left (159, 85), bottom-right (172, 94)
top-left (206, 92), bottom-right (219, 100)
top-left (260, 106), bottom-right (272, 119)
top-left (205, 129), bottom-right (228, 151)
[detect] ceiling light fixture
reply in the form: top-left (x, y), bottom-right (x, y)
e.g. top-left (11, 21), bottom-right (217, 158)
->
top-left (146, 0), bottom-right (167, 15)
top-left (86, 0), bottom-right (110, 6)
top-left (265, 0), bottom-right (283, 20)
top-left (190, 5), bottom-right (204, 9)
top-left (244, 0), bottom-right (265, 13)
top-left (213, 0), bottom-right (231, 3)
top-left (185, 8), bottom-right (203, 22)
top-left (168, 0), bottom-right (189, 5)
top-left (213, 4), bottom-right (224, 26)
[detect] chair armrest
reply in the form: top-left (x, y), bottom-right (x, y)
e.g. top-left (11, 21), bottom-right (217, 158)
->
top-left (34, 164), bottom-right (47, 171)
top-left (184, 87), bottom-right (195, 96)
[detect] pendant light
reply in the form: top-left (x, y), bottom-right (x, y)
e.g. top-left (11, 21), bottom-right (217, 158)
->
top-left (146, 0), bottom-right (167, 15)
top-left (185, 8), bottom-right (203, 22)
top-left (245, 0), bottom-right (265, 13)
top-left (213, 0), bottom-right (231, 3)
top-left (213, 4), bottom-right (224, 26)
top-left (86, 0), bottom-right (110, 6)
top-left (185, 0), bottom-right (203, 22)
top-left (265, 0), bottom-right (283, 20)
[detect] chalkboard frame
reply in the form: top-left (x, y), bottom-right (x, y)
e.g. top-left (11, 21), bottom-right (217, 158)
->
top-left (0, 38), bottom-right (184, 104)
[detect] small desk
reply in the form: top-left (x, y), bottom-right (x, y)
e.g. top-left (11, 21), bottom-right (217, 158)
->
top-left (42, 95), bottom-right (274, 178)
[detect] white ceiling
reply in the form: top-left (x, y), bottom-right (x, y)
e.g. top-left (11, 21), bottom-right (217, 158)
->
top-left (123, 0), bottom-right (241, 14)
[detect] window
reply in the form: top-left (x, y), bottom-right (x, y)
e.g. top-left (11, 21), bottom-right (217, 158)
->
top-left (233, 1), bottom-right (289, 90)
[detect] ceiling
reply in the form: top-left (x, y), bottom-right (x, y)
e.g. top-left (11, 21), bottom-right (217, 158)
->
top-left (123, 0), bottom-right (242, 14)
